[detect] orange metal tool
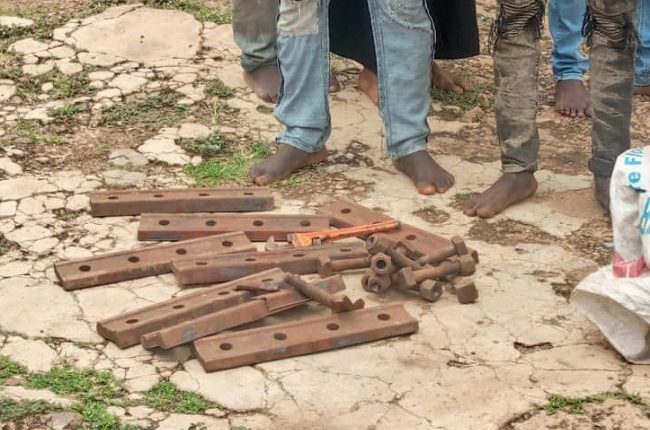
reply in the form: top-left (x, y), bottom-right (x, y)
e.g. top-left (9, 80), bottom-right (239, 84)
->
top-left (289, 220), bottom-right (400, 248)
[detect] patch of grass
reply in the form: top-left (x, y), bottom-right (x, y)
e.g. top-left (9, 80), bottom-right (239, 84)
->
top-left (205, 79), bottom-right (234, 99)
top-left (0, 398), bottom-right (59, 422)
top-left (544, 392), bottom-right (649, 415)
top-left (430, 86), bottom-right (492, 112)
top-left (145, 380), bottom-right (213, 414)
top-left (198, 99), bottom-right (238, 125)
top-left (0, 355), bottom-right (28, 383)
top-left (89, 0), bottom-right (231, 23)
top-left (25, 363), bottom-right (125, 404)
top-left (14, 119), bottom-right (66, 146)
top-left (185, 142), bottom-right (269, 186)
top-left (179, 131), bottom-right (230, 157)
top-left (52, 104), bottom-right (81, 120)
top-left (74, 401), bottom-right (119, 430)
top-left (52, 73), bottom-right (91, 99)
top-left (100, 91), bottom-right (187, 127)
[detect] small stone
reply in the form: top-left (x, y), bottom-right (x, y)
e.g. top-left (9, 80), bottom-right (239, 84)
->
top-left (23, 62), bottom-right (55, 76)
top-left (172, 73), bottom-right (197, 84)
top-left (0, 83), bottom-right (16, 102)
top-left (1, 386), bottom-right (74, 407)
top-left (47, 411), bottom-right (84, 430)
top-left (62, 246), bottom-right (93, 260)
top-left (23, 54), bottom-right (39, 65)
top-left (0, 201), bottom-right (17, 218)
top-left (205, 408), bottom-right (227, 418)
top-left (65, 194), bottom-right (89, 211)
top-left (0, 16), bottom-right (34, 28)
top-left (1, 261), bottom-right (31, 277)
top-left (89, 81), bottom-right (105, 89)
top-left (101, 170), bottom-right (147, 186)
top-left (17, 197), bottom-right (45, 215)
top-left (461, 106), bottom-right (485, 123)
top-left (128, 406), bottom-right (155, 419)
top-left (88, 71), bottom-right (115, 81)
top-left (95, 88), bottom-right (122, 99)
top-left (1, 338), bottom-right (57, 372)
top-left (56, 60), bottom-right (83, 75)
top-left (110, 74), bottom-right (148, 95)
top-left (0, 177), bottom-right (52, 200)
top-left (178, 123), bottom-right (211, 139)
top-left (41, 82), bottom-right (54, 93)
top-left (48, 46), bottom-right (75, 59)
top-left (30, 237), bottom-right (59, 254)
top-left (53, 27), bottom-right (70, 42)
top-left (44, 197), bottom-right (65, 210)
top-left (138, 138), bottom-right (190, 166)
top-left (0, 157), bottom-right (22, 175)
top-left (109, 148), bottom-right (149, 167)
top-left (9, 37), bottom-right (49, 55)
top-left (5, 225), bottom-right (52, 242)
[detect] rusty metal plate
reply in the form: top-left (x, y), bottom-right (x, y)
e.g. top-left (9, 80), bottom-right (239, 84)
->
top-left (172, 243), bottom-right (368, 286)
top-left (90, 187), bottom-right (274, 217)
top-left (55, 232), bottom-right (255, 291)
top-left (140, 275), bottom-right (346, 350)
top-left (317, 198), bottom-right (478, 261)
top-left (137, 213), bottom-right (331, 242)
top-left (194, 303), bottom-right (419, 372)
top-left (97, 269), bottom-right (287, 348)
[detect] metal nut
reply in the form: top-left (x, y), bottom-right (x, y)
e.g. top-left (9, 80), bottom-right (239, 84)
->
top-left (419, 280), bottom-right (444, 302)
top-left (370, 253), bottom-right (392, 276)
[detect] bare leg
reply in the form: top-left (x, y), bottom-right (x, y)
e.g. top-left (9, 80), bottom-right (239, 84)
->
top-left (464, 172), bottom-right (538, 218)
top-left (357, 68), bottom-right (379, 105)
top-left (394, 151), bottom-right (455, 195)
top-left (554, 79), bottom-right (592, 118)
top-left (635, 85), bottom-right (650, 96)
top-left (249, 144), bottom-right (328, 185)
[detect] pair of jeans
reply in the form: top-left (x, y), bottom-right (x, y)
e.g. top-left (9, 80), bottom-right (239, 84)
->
top-left (275, 0), bottom-right (434, 160)
top-left (549, 0), bottom-right (650, 87)
top-left (494, 0), bottom-right (636, 177)
top-left (230, 0), bottom-right (278, 71)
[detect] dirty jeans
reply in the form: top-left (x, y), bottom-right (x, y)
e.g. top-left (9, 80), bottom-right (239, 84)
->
top-left (494, 0), bottom-right (636, 178)
top-left (231, 0), bottom-right (278, 71)
top-left (548, 0), bottom-right (650, 87)
top-left (275, 0), bottom-right (434, 159)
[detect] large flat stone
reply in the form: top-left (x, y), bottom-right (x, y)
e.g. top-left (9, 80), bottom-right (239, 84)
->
top-left (70, 7), bottom-right (201, 66)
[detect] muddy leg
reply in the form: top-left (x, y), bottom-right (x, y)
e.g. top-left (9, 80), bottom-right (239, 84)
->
top-left (586, 0), bottom-right (637, 209)
top-left (466, 0), bottom-right (545, 218)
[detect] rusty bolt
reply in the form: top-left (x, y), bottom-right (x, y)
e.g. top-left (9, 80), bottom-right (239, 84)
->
top-left (318, 256), bottom-right (371, 277)
top-left (419, 280), bottom-right (444, 302)
top-left (366, 234), bottom-right (420, 269)
top-left (316, 256), bottom-right (334, 277)
top-left (417, 236), bottom-right (468, 266)
top-left (366, 274), bottom-right (392, 294)
top-left (453, 278), bottom-right (479, 304)
top-left (370, 253), bottom-right (392, 276)
top-left (395, 255), bottom-right (476, 290)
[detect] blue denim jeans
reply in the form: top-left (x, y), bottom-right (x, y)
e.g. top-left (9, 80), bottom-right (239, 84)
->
top-left (274, 0), bottom-right (434, 159)
top-left (231, 0), bottom-right (278, 71)
top-left (549, 0), bottom-right (650, 87)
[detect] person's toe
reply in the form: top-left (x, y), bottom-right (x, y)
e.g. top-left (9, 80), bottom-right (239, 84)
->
top-left (254, 174), bottom-right (270, 186)
top-left (417, 184), bottom-right (437, 195)
top-left (476, 206), bottom-right (496, 219)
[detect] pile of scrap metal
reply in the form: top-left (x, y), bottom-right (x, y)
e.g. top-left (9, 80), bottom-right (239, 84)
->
top-left (53, 188), bottom-right (479, 372)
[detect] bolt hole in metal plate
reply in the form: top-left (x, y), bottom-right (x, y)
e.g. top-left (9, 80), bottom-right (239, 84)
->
top-left (55, 232), bottom-right (255, 291)
top-left (90, 187), bottom-right (275, 217)
top-left (137, 213), bottom-right (330, 242)
top-left (194, 304), bottom-right (418, 372)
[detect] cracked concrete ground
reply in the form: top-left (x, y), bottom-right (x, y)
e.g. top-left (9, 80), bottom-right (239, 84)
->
top-left (1, 1), bottom-right (650, 429)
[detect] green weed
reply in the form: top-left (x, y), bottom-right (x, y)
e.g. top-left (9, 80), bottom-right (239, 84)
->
top-left (90, 0), bottom-right (232, 23)
top-left (100, 91), bottom-right (187, 127)
top-left (145, 380), bottom-right (213, 414)
top-left (14, 120), bottom-right (65, 146)
top-left (0, 398), bottom-right (58, 422)
top-left (25, 363), bottom-right (125, 403)
top-left (184, 142), bottom-right (269, 186)
top-left (205, 79), bottom-right (234, 99)
top-left (544, 392), bottom-right (648, 415)
top-left (179, 131), bottom-right (230, 157)
top-left (430, 86), bottom-right (492, 112)
top-left (0, 355), bottom-right (27, 383)
top-left (52, 104), bottom-right (81, 120)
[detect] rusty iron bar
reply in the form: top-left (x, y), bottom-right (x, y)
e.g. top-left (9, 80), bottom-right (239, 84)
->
top-left (90, 187), bottom-right (274, 217)
top-left (96, 269), bottom-right (288, 348)
top-left (55, 232), bottom-right (255, 291)
top-left (316, 256), bottom-right (371, 277)
top-left (171, 243), bottom-right (369, 286)
top-left (285, 273), bottom-right (364, 313)
top-left (317, 198), bottom-right (479, 263)
top-left (394, 255), bottom-right (476, 290)
top-left (194, 303), bottom-right (419, 372)
top-left (137, 213), bottom-right (331, 242)
top-left (140, 275), bottom-right (346, 349)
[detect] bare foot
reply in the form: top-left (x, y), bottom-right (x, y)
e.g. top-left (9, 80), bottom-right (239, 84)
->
top-left (464, 172), bottom-right (538, 218)
top-left (249, 144), bottom-right (328, 185)
top-left (431, 62), bottom-right (467, 94)
top-left (554, 80), bottom-right (592, 118)
top-left (357, 68), bottom-right (379, 106)
top-left (394, 151), bottom-right (455, 195)
top-left (635, 85), bottom-right (650, 96)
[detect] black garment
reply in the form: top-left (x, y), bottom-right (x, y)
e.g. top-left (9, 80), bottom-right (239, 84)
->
top-left (329, 0), bottom-right (480, 72)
